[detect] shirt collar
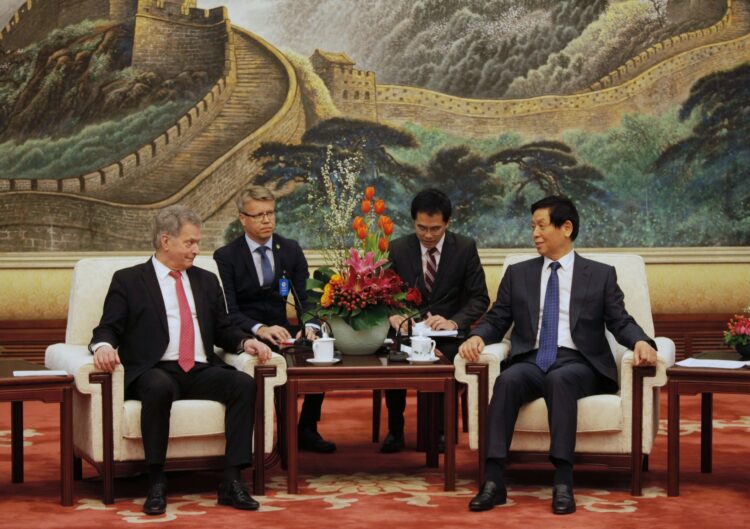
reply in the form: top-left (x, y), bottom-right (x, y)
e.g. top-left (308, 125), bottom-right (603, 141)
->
top-left (420, 233), bottom-right (446, 256)
top-left (245, 234), bottom-right (274, 253)
top-left (152, 255), bottom-right (184, 280)
top-left (543, 249), bottom-right (575, 271)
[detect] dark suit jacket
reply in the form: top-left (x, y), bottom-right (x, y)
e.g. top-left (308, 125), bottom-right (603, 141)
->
top-left (472, 253), bottom-right (656, 388)
top-left (389, 231), bottom-right (489, 333)
top-left (213, 233), bottom-right (311, 333)
top-left (90, 259), bottom-right (245, 389)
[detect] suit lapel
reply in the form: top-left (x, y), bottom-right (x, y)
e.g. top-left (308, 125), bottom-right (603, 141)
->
top-left (569, 252), bottom-right (590, 331)
top-left (407, 235), bottom-right (426, 298)
top-left (525, 257), bottom-right (544, 335)
top-left (431, 231), bottom-right (453, 298)
top-left (238, 236), bottom-right (262, 289)
top-left (272, 236), bottom-right (283, 284)
top-left (142, 259), bottom-right (169, 335)
top-left (187, 266), bottom-right (209, 345)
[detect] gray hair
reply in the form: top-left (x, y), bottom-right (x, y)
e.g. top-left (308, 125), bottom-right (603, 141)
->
top-left (152, 205), bottom-right (202, 250)
top-left (235, 185), bottom-right (275, 211)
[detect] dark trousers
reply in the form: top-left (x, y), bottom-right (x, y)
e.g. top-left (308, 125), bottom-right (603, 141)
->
top-left (385, 337), bottom-right (459, 434)
top-left (485, 348), bottom-right (607, 465)
top-left (127, 361), bottom-right (256, 468)
top-left (299, 393), bottom-right (325, 431)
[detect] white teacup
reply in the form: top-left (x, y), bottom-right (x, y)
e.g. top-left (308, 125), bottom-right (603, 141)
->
top-left (312, 337), bottom-right (335, 361)
top-left (410, 336), bottom-right (436, 357)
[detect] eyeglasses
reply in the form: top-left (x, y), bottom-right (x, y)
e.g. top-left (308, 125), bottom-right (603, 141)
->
top-left (240, 210), bottom-right (275, 221)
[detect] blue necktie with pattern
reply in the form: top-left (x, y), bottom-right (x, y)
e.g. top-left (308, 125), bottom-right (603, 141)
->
top-left (536, 261), bottom-right (561, 372)
top-left (256, 246), bottom-right (274, 287)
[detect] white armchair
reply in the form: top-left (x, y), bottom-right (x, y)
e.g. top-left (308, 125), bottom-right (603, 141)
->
top-left (455, 253), bottom-right (675, 495)
top-left (45, 256), bottom-right (287, 503)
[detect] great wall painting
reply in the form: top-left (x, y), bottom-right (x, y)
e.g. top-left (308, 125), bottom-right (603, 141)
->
top-left (0, 0), bottom-right (748, 251)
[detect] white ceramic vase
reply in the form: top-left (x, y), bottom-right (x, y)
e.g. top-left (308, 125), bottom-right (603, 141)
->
top-left (328, 316), bottom-right (390, 355)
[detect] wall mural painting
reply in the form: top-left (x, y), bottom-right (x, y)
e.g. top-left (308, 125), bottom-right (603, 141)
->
top-left (0, 0), bottom-right (748, 252)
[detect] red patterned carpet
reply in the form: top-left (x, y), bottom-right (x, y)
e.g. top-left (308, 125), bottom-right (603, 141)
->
top-left (1, 390), bottom-right (750, 528)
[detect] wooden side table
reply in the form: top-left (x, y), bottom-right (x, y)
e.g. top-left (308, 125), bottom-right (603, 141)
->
top-left (667, 351), bottom-right (750, 496)
top-left (0, 359), bottom-right (74, 506)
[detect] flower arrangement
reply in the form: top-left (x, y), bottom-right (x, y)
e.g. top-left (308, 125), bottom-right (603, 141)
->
top-left (724, 306), bottom-right (750, 348)
top-left (305, 186), bottom-right (422, 331)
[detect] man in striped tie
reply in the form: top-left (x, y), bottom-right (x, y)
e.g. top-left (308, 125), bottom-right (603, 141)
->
top-left (90, 205), bottom-right (272, 515)
top-left (382, 189), bottom-right (489, 453)
top-left (460, 196), bottom-right (658, 515)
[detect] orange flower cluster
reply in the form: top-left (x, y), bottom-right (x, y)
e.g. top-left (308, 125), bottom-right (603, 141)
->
top-left (354, 186), bottom-right (394, 257)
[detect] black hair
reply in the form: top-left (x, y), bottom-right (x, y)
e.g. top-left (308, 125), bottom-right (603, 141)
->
top-left (411, 188), bottom-right (452, 222)
top-left (530, 195), bottom-right (579, 241)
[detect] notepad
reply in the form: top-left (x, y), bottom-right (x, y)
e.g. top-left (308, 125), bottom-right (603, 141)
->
top-left (675, 357), bottom-right (750, 369)
top-left (12, 370), bottom-right (69, 377)
top-left (412, 322), bottom-right (458, 337)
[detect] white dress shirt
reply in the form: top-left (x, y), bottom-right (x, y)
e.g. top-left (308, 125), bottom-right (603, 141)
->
top-left (151, 257), bottom-right (208, 363)
top-left (534, 249), bottom-right (577, 351)
top-left (420, 234), bottom-right (445, 318)
top-left (420, 234), bottom-right (445, 277)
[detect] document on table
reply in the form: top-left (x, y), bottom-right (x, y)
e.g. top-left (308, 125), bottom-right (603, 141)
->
top-left (675, 357), bottom-right (750, 369)
top-left (412, 322), bottom-right (458, 337)
top-left (13, 370), bottom-right (69, 377)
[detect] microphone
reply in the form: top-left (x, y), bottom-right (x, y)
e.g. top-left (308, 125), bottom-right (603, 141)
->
top-left (281, 269), bottom-right (315, 346)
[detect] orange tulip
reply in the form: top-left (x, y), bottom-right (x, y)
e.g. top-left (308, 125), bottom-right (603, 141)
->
top-left (357, 226), bottom-right (367, 240)
top-left (383, 221), bottom-right (394, 236)
top-left (361, 199), bottom-right (371, 214)
top-left (352, 216), bottom-right (364, 231)
top-left (374, 199), bottom-right (385, 215)
top-left (378, 238), bottom-right (388, 252)
top-left (365, 186), bottom-right (375, 200)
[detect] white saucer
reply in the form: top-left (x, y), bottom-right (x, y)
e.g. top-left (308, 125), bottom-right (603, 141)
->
top-left (306, 357), bottom-right (341, 366)
top-left (406, 354), bottom-right (439, 364)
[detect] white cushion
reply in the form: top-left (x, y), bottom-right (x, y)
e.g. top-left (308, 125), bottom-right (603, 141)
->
top-left (514, 394), bottom-right (623, 433)
top-left (121, 400), bottom-right (226, 439)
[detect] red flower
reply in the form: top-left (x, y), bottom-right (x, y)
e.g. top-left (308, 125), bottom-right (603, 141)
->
top-left (374, 199), bottom-right (385, 215)
top-left (365, 186), bottom-right (375, 200)
top-left (378, 238), bottom-right (388, 252)
top-left (405, 287), bottom-right (422, 305)
top-left (361, 199), bottom-right (371, 214)
top-left (357, 226), bottom-right (367, 240)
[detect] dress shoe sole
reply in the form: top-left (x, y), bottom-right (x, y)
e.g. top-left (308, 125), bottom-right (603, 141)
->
top-left (469, 496), bottom-right (507, 511)
top-left (218, 497), bottom-right (260, 511)
top-left (552, 503), bottom-right (576, 515)
top-left (143, 505), bottom-right (166, 516)
top-left (299, 444), bottom-right (337, 453)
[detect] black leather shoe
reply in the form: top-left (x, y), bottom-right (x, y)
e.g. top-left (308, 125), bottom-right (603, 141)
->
top-left (298, 427), bottom-right (337, 453)
top-left (380, 431), bottom-right (405, 453)
top-left (218, 480), bottom-right (260, 510)
top-left (143, 482), bottom-right (167, 515)
top-left (438, 433), bottom-right (445, 454)
top-left (469, 481), bottom-right (507, 511)
top-left (552, 484), bottom-right (576, 515)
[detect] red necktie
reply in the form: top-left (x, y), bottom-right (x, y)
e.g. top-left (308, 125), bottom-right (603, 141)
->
top-left (169, 271), bottom-right (195, 372)
top-left (424, 247), bottom-right (438, 295)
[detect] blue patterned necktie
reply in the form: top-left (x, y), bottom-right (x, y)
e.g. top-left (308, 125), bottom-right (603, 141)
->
top-left (256, 246), bottom-right (274, 287)
top-left (536, 261), bottom-right (561, 372)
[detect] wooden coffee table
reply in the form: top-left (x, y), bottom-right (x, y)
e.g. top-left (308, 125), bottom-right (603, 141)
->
top-left (667, 351), bottom-right (750, 496)
top-left (0, 359), bottom-right (74, 505)
top-left (281, 349), bottom-right (456, 494)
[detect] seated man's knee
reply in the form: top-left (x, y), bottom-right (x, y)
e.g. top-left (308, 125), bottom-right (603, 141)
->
top-left (137, 370), bottom-right (178, 404)
top-left (229, 370), bottom-right (256, 397)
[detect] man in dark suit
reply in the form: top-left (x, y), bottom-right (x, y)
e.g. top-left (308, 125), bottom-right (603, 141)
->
top-left (213, 186), bottom-right (335, 453)
top-left (90, 205), bottom-right (272, 515)
top-left (382, 188), bottom-right (489, 453)
top-left (460, 195), bottom-right (658, 515)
